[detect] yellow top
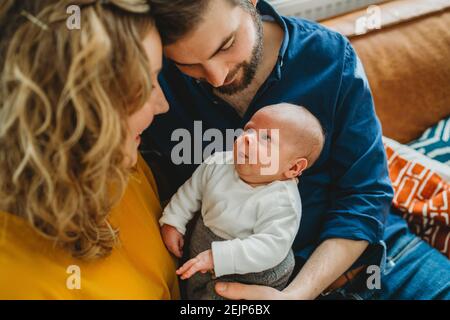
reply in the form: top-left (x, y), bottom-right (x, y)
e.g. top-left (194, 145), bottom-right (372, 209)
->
top-left (0, 155), bottom-right (180, 299)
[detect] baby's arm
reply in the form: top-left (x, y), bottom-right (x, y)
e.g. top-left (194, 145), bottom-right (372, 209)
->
top-left (160, 163), bottom-right (208, 232)
top-left (212, 201), bottom-right (301, 277)
top-left (159, 156), bottom-right (215, 256)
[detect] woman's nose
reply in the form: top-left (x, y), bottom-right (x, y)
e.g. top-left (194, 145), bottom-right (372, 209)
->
top-left (154, 86), bottom-right (169, 115)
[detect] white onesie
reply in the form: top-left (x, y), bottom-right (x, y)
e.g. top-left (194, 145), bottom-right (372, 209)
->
top-left (159, 151), bottom-right (301, 277)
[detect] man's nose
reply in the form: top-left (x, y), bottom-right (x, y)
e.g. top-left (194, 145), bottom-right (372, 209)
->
top-left (203, 62), bottom-right (228, 88)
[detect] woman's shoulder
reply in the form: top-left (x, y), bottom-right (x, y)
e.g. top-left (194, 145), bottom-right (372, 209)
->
top-left (0, 211), bottom-right (74, 299)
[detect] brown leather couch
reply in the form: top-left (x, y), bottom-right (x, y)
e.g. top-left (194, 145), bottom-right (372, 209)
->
top-left (322, 0), bottom-right (450, 143)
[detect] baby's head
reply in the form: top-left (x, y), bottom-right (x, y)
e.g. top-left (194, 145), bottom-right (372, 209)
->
top-left (233, 103), bottom-right (325, 185)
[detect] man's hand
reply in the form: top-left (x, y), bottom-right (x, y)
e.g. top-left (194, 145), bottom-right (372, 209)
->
top-left (214, 282), bottom-right (296, 300)
top-left (161, 224), bottom-right (184, 258)
top-left (176, 249), bottom-right (214, 280)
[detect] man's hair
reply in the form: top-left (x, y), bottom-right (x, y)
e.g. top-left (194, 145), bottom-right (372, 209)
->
top-left (149, 0), bottom-right (256, 45)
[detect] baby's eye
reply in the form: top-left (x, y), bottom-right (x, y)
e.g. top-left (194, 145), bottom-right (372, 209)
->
top-left (260, 134), bottom-right (271, 142)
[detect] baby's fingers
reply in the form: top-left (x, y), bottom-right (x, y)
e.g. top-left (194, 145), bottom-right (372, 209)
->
top-left (179, 262), bottom-right (202, 280)
top-left (176, 258), bottom-right (197, 275)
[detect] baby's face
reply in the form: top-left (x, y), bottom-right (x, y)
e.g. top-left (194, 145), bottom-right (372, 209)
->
top-left (233, 111), bottom-right (299, 185)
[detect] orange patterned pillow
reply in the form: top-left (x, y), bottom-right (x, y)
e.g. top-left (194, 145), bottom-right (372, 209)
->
top-left (386, 145), bottom-right (450, 258)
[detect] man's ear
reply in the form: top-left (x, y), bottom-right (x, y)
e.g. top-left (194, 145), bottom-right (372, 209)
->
top-left (284, 158), bottom-right (308, 179)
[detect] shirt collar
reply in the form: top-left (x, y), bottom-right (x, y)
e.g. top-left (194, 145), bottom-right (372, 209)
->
top-left (257, 0), bottom-right (290, 67)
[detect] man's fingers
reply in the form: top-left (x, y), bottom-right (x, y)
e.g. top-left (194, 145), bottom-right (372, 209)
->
top-left (215, 282), bottom-right (279, 300)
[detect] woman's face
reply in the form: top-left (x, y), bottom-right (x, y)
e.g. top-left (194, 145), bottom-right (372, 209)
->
top-left (125, 27), bottom-right (169, 167)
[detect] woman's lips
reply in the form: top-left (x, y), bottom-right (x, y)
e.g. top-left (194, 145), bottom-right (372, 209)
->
top-left (135, 135), bottom-right (141, 144)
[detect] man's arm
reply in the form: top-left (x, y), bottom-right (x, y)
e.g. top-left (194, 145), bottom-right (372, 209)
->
top-left (214, 238), bottom-right (368, 300)
top-left (283, 238), bottom-right (368, 299)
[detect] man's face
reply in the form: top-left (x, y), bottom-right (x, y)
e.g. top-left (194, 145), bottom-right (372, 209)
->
top-left (163, 0), bottom-right (263, 95)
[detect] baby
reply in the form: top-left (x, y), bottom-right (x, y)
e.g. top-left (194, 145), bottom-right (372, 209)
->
top-left (160, 103), bottom-right (325, 300)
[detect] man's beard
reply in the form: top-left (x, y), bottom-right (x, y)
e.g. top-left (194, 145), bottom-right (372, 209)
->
top-left (214, 10), bottom-right (264, 96)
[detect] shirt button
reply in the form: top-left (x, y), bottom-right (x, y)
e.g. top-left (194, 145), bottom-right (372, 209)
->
top-left (213, 101), bottom-right (219, 104)
top-left (280, 60), bottom-right (284, 67)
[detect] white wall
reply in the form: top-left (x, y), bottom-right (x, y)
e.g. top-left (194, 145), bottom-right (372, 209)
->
top-left (268, 0), bottom-right (386, 21)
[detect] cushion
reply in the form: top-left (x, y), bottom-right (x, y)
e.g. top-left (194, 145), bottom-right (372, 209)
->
top-left (407, 116), bottom-right (450, 166)
top-left (322, 0), bottom-right (450, 143)
top-left (384, 136), bottom-right (450, 181)
top-left (384, 137), bottom-right (450, 259)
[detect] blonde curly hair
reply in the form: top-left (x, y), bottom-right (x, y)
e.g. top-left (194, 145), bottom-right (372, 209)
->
top-left (0, 0), bottom-right (155, 260)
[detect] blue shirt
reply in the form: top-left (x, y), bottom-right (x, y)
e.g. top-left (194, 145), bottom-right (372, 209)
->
top-left (145, 0), bottom-right (407, 269)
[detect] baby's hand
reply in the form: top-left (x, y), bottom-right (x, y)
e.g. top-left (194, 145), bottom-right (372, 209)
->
top-left (176, 249), bottom-right (214, 280)
top-left (161, 224), bottom-right (184, 258)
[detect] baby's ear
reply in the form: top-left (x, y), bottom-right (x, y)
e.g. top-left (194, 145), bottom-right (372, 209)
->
top-left (284, 158), bottom-right (308, 179)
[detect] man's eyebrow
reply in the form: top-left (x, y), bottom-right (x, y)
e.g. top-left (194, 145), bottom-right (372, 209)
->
top-left (171, 32), bottom-right (235, 67)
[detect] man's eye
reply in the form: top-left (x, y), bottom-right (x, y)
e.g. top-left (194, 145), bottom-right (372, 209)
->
top-left (221, 39), bottom-right (235, 51)
top-left (261, 134), bottom-right (271, 142)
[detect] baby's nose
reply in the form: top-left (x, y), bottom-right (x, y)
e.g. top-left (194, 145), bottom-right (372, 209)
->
top-left (243, 129), bottom-right (256, 142)
top-left (244, 134), bottom-right (254, 146)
